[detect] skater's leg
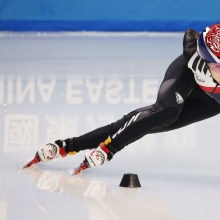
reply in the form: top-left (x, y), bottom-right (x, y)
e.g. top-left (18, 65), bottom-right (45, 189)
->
top-left (109, 77), bottom-right (194, 151)
top-left (64, 109), bottom-right (145, 153)
top-left (149, 84), bottom-right (220, 133)
top-left (66, 55), bottom-right (195, 153)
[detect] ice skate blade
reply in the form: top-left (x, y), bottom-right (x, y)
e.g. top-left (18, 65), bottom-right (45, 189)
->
top-left (72, 161), bottom-right (88, 175)
top-left (23, 154), bottom-right (41, 169)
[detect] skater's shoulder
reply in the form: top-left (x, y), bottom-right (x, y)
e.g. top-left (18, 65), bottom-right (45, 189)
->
top-left (183, 29), bottom-right (200, 62)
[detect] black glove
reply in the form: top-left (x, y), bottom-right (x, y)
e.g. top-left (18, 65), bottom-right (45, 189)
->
top-left (183, 29), bottom-right (200, 61)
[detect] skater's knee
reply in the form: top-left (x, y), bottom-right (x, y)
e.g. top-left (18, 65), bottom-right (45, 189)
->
top-left (142, 105), bottom-right (180, 125)
top-left (162, 106), bottom-right (180, 125)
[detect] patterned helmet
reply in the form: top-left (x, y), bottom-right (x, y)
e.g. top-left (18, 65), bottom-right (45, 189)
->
top-left (198, 23), bottom-right (220, 63)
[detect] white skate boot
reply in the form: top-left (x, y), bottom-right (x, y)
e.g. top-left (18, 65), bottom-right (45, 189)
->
top-left (23, 140), bottom-right (72, 168)
top-left (37, 141), bottom-right (67, 164)
top-left (73, 142), bottom-right (113, 175)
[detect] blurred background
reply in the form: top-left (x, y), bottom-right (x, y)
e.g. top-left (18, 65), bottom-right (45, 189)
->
top-left (1, 1), bottom-right (220, 220)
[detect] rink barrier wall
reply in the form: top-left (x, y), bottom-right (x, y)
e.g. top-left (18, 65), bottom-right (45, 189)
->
top-left (0, 0), bottom-right (220, 31)
top-left (0, 20), bottom-right (218, 32)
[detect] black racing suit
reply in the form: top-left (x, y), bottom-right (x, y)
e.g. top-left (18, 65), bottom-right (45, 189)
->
top-left (64, 30), bottom-right (220, 154)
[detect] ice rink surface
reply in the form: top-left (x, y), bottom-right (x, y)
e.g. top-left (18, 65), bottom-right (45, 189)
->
top-left (1, 32), bottom-right (220, 220)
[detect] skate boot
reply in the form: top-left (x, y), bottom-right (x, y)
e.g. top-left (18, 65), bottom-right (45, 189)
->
top-left (73, 138), bottom-right (114, 175)
top-left (23, 140), bottom-right (76, 168)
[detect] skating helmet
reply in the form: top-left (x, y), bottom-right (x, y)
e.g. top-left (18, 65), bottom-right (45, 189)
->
top-left (198, 23), bottom-right (220, 63)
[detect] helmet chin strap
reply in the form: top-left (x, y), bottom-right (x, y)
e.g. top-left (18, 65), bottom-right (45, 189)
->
top-left (210, 83), bottom-right (219, 95)
top-left (206, 63), bottom-right (220, 95)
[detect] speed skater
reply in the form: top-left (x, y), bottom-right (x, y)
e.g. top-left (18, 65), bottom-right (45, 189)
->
top-left (24, 23), bottom-right (220, 175)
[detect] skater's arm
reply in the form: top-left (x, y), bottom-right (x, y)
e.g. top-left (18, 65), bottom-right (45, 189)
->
top-left (183, 29), bottom-right (200, 61)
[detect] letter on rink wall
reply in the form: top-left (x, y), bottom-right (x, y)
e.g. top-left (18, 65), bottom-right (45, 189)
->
top-left (86, 79), bottom-right (104, 104)
top-left (4, 114), bottom-right (39, 152)
top-left (7, 77), bottom-right (13, 104)
top-left (45, 114), bottom-right (79, 142)
top-left (37, 78), bottom-right (56, 103)
top-left (105, 78), bottom-right (123, 104)
top-left (123, 79), bottom-right (140, 104)
top-left (16, 78), bottom-right (35, 104)
top-left (66, 79), bottom-right (83, 105)
top-left (142, 79), bottom-right (158, 104)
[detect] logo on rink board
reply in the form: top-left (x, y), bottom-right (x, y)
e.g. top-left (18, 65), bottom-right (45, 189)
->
top-left (175, 92), bottom-right (184, 104)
